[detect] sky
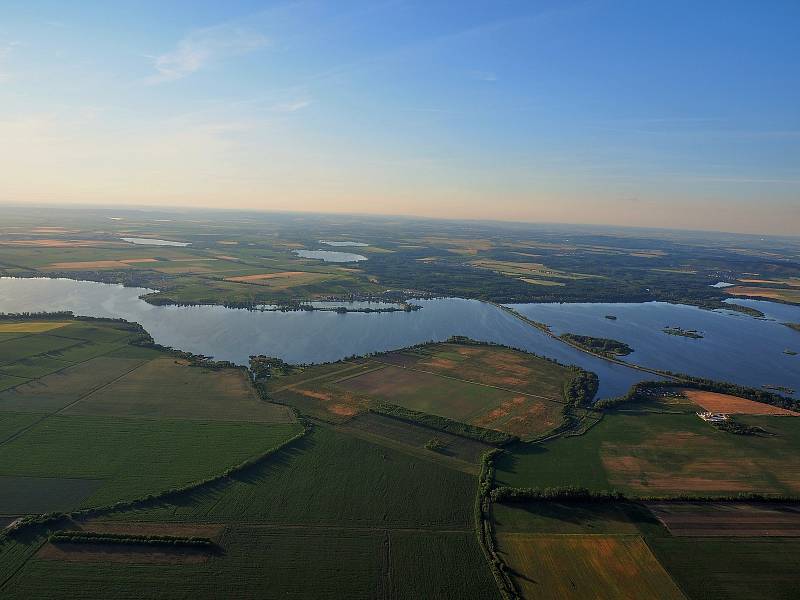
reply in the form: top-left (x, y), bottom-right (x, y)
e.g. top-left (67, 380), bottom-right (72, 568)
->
top-left (0, 0), bottom-right (798, 235)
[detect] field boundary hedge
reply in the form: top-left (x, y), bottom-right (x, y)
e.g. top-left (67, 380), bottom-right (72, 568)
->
top-left (475, 449), bottom-right (520, 600)
top-left (371, 404), bottom-right (517, 446)
top-left (49, 530), bottom-right (216, 549)
top-left (490, 486), bottom-right (800, 504)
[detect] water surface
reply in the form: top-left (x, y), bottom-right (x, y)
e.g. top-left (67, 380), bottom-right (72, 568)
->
top-left (0, 277), bottom-right (644, 399)
top-left (726, 298), bottom-right (800, 323)
top-left (508, 301), bottom-right (799, 395)
top-left (294, 250), bottom-right (368, 262)
top-left (319, 240), bottom-right (369, 247)
top-left (121, 237), bottom-right (190, 247)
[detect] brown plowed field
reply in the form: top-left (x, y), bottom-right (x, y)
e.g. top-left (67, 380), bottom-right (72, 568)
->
top-left (647, 502), bottom-right (800, 537)
top-left (496, 534), bottom-right (684, 600)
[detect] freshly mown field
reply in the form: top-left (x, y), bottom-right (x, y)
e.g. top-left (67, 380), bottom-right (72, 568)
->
top-left (269, 342), bottom-right (576, 439)
top-left (63, 357), bottom-right (295, 423)
top-left (495, 406), bottom-right (800, 496)
top-left (0, 357), bottom-right (151, 413)
top-left (496, 533), bottom-right (684, 600)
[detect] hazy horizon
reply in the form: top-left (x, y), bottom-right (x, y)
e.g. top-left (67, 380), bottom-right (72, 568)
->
top-left (5, 200), bottom-right (800, 240)
top-left (1, 1), bottom-right (798, 234)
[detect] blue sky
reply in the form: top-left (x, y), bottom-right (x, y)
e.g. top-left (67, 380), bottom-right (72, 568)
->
top-left (0, 1), bottom-right (798, 234)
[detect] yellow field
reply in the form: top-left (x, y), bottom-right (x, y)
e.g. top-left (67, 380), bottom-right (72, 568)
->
top-left (738, 278), bottom-right (800, 287)
top-left (47, 260), bottom-right (150, 269)
top-left (421, 237), bottom-right (493, 255)
top-left (0, 321), bottom-right (71, 333)
top-left (520, 278), bottom-right (565, 286)
top-left (726, 286), bottom-right (800, 303)
top-left (1, 239), bottom-right (123, 248)
top-left (630, 250), bottom-right (667, 258)
top-left (682, 389), bottom-right (799, 416)
top-left (497, 534), bottom-right (685, 600)
top-left (470, 259), bottom-right (592, 281)
top-left (224, 271), bottom-right (333, 289)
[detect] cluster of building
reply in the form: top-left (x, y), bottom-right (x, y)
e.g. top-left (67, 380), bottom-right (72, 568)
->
top-left (696, 411), bottom-right (730, 423)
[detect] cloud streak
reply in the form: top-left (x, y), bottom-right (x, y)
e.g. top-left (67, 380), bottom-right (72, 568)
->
top-left (147, 24), bottom-right (268, 84)
top-left (0, 42), bottom-right (19, 83)
top-left (271, 98), bottom-right (312, 112)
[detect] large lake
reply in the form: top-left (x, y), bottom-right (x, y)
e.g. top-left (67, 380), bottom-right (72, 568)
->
top-left (508, 300), bottom-right (800, 396)
top-left (0, 277), bottom-right (797, 399)
top-left (0, 277), bottom-right (644, 399)
top-left (293, 250), bottom-right (368, 262)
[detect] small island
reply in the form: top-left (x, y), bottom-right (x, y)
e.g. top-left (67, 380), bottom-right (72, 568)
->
top-left (604, 315), bottom-right (618, 320)
top-left (559, 333), bottom-right (633, 357)
top-left (784, 322), bottom-right (800, 333)
top-left (663, 326), bottom-right (704, 339)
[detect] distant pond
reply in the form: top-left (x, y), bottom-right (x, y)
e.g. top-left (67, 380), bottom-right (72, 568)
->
top-left (319, 240), bottom-right (369, 247)
top-left (121, 237), bottom-right (190, 247)
top-left (0, 278), bottom-right (797, 399)
top-left (293, 250), bottom-right (368, 262)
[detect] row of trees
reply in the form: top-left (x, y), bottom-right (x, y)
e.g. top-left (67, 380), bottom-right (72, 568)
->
top-left (49, 531), bottom-right (215, 548)
top-left (373, 403), bottom-right (517, 446)
top-left (490, 485), bottom-right (800, 504)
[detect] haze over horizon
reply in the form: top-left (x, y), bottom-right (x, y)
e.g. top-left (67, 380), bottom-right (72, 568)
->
top-left (1, 1), bottom-right (798, 235)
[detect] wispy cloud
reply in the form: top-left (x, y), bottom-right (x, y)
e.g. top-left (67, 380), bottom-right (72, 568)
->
top-left (271, 98), bottom-right (312, 113)
top-left (146, 24), bottom-right (268, 84)
top-left (0, 41), bottom-right (19, 83)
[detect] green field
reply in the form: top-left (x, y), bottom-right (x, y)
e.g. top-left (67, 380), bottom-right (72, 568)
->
top-left (651, 538), bottom-right (800, 600)
top-left (495, 407), bottom-right (800, 496)
top-left (0, 476), bottom-right (103, 515)
top-left (0, 415), bottom-right (301, 508)
top-left (0, 320), bottom-right (302, 512)
top-left (117, 426), bottom-right (477, 527)
top-left (62, 357), bottom-right (295, 423)
top-left (492, 500), bottom-right (642, 535)
top-left (0, 423), bottom-right (500, 599)
top-left (2, 524), bottom-right (500, 600)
